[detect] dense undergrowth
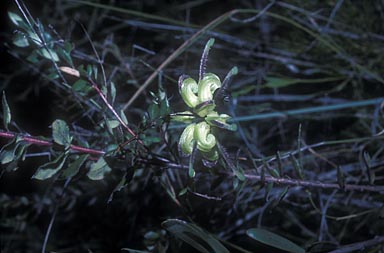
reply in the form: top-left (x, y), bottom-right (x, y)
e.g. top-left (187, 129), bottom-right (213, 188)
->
top-left (1, 1), bottom-right (384, 252)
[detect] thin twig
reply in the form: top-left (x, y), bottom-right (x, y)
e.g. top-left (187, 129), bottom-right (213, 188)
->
top-left (138, 153), bottom-right (384, 193)
top-left (88, 79), bottom-right (144, 146)
top-left (243, 173), bottom-right (384, 193)
top-left (189, 190), bottom-right (222, 201)
top-left (79, 22), bottom-right (107, 87)
top-left (41, 178), bottom-right (71, 253)
top-left (0, 130), bottom-right (105, 156)
top-left (327, 235), bottom-right (384, 253)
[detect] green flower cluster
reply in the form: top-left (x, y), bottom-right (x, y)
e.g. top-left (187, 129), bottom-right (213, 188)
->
top-left (172, 73), bottom-right (237, 161)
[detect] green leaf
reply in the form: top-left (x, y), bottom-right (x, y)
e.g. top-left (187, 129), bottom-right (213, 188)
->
top-left (162, 219), bottom-right (229, 253)
top-left (178, 187), bottom-right (188, 196)
top-left (57, 46), bottom-right (73, 66)
top-left (188, 166), bottom-right (195, 178)
top-left (61, 154), bottom-right (89, 178)
top-left (12, 33), bottom-right (30, 47)
top-left (188, 153), bottom-right (195, 178)
top-left (264, 161), bottom-right (279, 178)
top-left (39, 48), bottom-right (59, 62)
top-left (289, 154), bottom-right (304, 180)
top-left (0, 138), bottom-right (19, 164)
top-left (246, 228), bottom-right (305, 253)
top-left (107, 119), bottom-right (120, 129)
top-left (52, 119), bottom-right (72, 146)
top-left (142, 135), bottom-right (161, 145)
top-left (8, 12), bottom-right (24, 26)
top-left (5, 142), bottom-right (29, 172)
top-left (32, 153), bottom-right (68, 180)
top-left (108, 172), bottom-right (130, 203)
top-left (233, 165), bottom-right (246, 181)
top-left (264, 76), bottom-right (345, 89)
top-left (264, 77), bottom-right (298, 88)
top-left (110, 82), bottom-right (116, 104)
top-left (2, 92), bottom-right (11, 130)
top-left (64, 41), bottom-right (73, 54)
top-left (105, 118), bottom-right (120, 135)
top-left (27, 50), bottom-right (39, 63)
top-left (148, 104), bottom-right (159, 120)
top-left (72, 79), bottom-right (91, 94)
top-left (86, 64), bottom-right (93, 77)
top-left (120, 110), bottom-right (129, 125)
top-left (87, 157), bottom-right (111, 180)
top-left (47, 71), bottom-right (59, 80)
top-left (159, 94), bottom-right (170, 117)
top-left (28, 31), bottom-right (42, 46)
top-left (233, 177), bottom-right (239, 190)
top-left (0, 137), bottom-right (29, 171)
top-left (92, 65), bottom-right (98, 80)
top-left (269, 186), bottom-right (289, 210)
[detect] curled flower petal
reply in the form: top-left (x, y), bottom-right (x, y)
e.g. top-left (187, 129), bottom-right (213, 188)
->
top-left (179, 123), bottom-right (196, 155)
top-left (194, 121), bottom-right (216, 153)
top-left (181, 77), bottom-right (199, 108)
top-left (203, 149), bottom-right (219, 162)
top-left (198, 73), bottom-right (221, 103)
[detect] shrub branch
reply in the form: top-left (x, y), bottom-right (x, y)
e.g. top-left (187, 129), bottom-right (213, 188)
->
top-left (0, 130), bottom-right (105, 156)
top-left (243, 173), bottom-right (384, 193)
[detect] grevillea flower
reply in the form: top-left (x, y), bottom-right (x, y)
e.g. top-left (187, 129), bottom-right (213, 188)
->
top-left (170, 38), bottom-right (237, 162)
top-left (172, 73), bottom-right (236, 162)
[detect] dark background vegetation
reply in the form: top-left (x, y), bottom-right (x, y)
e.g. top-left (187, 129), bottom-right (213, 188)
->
top-left (1, 0), bottom-right (384, 252)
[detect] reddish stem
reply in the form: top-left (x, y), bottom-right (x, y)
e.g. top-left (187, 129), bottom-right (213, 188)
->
top-left (0, 130), bottom-right (105, 156)
top-left (89, 80), bottom-right (144, 146)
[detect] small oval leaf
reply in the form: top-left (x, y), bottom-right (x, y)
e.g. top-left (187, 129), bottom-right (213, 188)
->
top-left (87, 157), bottom-right (111, 180)
top-left (32, 153), bottom-right (67, 180)
top-left (8, 12), bottom-right (23, 26)
top-left (12, 33), bottom-right (30, 47)
top-left (0, 137), bottom-right (19, 165)
top-left (247, 228), bottom-right (305, 253)
top-left (52, 119), bottom-right (72, 146)
top-left (61, 154), bottom-right (89, 178)
top-left (39, 48), bottom-right (59, 62)
top-left (0, 144), bottom-right (18, 164)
